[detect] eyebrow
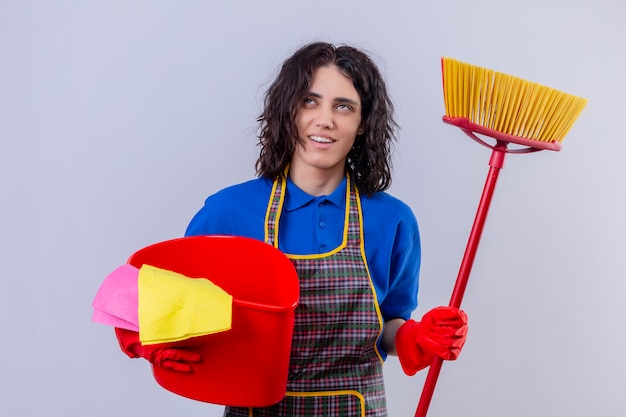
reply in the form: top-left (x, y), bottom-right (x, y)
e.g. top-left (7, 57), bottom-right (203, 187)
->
top-left (307, 91), bottom-right (360, 107)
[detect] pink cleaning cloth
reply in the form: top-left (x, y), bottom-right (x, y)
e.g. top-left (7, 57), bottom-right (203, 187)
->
top-left (92, 264), bottom-right (139, 331)
top-left (92, 309), bottom-right (138, 331)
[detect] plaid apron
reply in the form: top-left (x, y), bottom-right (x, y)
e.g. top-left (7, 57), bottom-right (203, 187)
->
top-left (224, 175), bottom-right (388, 417)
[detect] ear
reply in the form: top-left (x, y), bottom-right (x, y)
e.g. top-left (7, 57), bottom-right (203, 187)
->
top-left (357, 124), bottom-right (365, 135)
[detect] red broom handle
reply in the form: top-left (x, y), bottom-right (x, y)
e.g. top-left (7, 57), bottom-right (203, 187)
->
top-left (414, 141), bottom-right (508, 417)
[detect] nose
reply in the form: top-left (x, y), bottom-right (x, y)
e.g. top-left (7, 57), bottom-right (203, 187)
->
top-left (315, 105), bottom-right (334, 129)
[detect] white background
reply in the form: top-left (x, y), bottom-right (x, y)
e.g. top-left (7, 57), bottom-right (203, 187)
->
top-left (1, 1), bottom-right (624, 416)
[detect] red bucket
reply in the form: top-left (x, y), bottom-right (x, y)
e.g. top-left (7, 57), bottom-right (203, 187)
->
top-left (127, 235), bottom-right (299, 407)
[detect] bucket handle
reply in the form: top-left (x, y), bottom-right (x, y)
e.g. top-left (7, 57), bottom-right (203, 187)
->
top-left (233, 298), bottom-right (298, 313)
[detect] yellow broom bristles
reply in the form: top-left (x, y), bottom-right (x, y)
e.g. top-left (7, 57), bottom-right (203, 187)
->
top-left (442, 57), bottom-right (588, 143)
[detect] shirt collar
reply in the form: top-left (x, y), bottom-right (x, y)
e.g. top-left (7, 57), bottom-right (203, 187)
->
top-left (284, 176), bottom-right (347, 212)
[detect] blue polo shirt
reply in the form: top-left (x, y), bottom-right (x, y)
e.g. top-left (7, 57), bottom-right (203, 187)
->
top-left (185, 176), bottom-right (421, 354)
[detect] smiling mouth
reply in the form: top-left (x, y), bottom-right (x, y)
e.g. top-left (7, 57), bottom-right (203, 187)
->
top-left (309, 135), bottom-right (335, 144)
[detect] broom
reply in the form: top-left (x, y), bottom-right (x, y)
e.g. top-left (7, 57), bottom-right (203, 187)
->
top-left (414, 57), bottom-right (588, 417)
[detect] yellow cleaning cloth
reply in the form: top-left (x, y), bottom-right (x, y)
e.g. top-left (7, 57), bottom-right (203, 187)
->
top-left (138, 264), bottom-right (233, 345)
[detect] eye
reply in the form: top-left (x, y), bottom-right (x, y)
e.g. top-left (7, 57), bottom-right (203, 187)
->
top-left (336, 103), bottom-right (353, 111)
top-left (302, 97), bottom-right (317, 107)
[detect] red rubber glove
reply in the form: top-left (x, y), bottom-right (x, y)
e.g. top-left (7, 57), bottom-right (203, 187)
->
top-left (395, 306), bottom-right (468, 376)
top-left (115, 328), bottom-right (202, 373)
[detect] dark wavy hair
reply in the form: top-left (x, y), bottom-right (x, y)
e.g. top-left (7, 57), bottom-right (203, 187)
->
top-left (255, 42), bottom-right (397, 195)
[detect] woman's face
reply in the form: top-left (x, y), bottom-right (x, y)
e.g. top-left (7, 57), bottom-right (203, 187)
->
top-left (291, 64), bottom-right (363, 177)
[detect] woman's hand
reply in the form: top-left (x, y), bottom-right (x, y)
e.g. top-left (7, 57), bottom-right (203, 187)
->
top-left (394, 307), bottom-right (468, 376)
top-left (115, 328), bottom-right (202, 373)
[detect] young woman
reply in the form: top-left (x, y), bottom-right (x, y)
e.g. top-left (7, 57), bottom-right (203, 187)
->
top-left (118, 42), bottom-right (468, 416)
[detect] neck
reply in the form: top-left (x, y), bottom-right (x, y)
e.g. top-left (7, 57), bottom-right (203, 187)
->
top-left (288, 162), bottom-right (345, 196)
